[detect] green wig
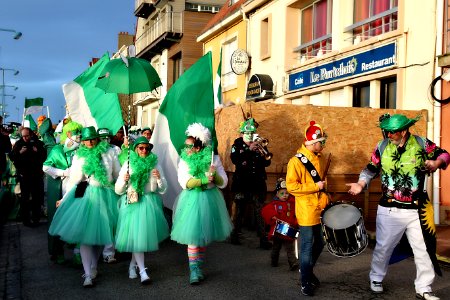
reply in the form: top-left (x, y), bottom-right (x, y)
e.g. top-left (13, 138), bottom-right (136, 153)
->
top-left (60, 121), bottom-right (83, 144)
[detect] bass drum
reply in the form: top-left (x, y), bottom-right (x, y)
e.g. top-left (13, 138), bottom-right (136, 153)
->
top-left (320, 202), bottom-right (368, 258)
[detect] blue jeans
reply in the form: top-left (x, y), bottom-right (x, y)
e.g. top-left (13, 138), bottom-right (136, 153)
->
top-left (298, 224), bottom-right (324, 285)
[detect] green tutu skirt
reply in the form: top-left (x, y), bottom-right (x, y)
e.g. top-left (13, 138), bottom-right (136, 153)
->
top-left (171, 187), bottom-right (232, 247)
top-left (48, 185), bottom-right (118, 245)
top-left (115, 192), bottom-right (169, 252)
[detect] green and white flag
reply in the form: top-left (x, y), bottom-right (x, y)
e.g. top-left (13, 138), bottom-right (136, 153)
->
top-left (152, 52), bottom-right (216, 208)
top-left (24, 97), bottom-right (43, 115)
top-left (23, 114), bottom-right (37, 131)
top-left (62, 53), bottom-right (123, 134)
top-left (213, 48), bottom-right (222, 109)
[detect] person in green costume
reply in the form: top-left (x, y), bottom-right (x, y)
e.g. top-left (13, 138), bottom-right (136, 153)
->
top-left (48, 126), bottom-right (121, 288)
top-left (43, 120), bottom-right (83, 264)
top-left (170, 123), bottom-right (232, 285)
top-left (115, 136), bottom-right (169, 284)
top-left (37, 116), bottom-right (57, 155)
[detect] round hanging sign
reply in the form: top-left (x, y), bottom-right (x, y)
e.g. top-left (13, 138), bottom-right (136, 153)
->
top-left (230, 49), bottom-right (250, 75)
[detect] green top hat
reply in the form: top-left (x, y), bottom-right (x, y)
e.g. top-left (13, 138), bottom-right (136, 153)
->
top-left (379, 114), bottom-right (420, 132)
top-left (133, 136), bottom-right (153, 151)
top-left (141, 126), bottom-right (152, 133)
top-left (81, 126), bottom-right (99, 141)
top-left (239, 118), bottom-right (257, 133)
top-left (97, 128), bottom-right (112, 138)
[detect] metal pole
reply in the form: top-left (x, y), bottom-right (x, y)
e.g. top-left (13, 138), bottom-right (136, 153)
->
top-left (1, 69), bottom-right (5, 124)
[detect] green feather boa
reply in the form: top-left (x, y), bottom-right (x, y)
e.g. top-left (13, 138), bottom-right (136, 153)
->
top-left (180, 145), bottom-right (212, 178)
top-left (76, 141), bottom-right (112, 188)
top-left (129, 151), bottom-right (158, 194)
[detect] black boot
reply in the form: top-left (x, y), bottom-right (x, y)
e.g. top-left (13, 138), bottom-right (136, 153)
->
top-left (259, 237), bottom-right (272, 250)
top-left (230, 231), bottom-right (241, 245)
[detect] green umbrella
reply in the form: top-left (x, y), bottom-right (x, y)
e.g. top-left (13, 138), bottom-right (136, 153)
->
top-left (95, 55), bottom-right (162, 203)
top-left (95, 56), bottom-right (162, 94)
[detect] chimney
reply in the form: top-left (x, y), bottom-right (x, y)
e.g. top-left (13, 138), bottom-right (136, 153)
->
top-left (118, 32), bottom-right (135, 50)
top-left (89, 57), bottom-right (100, 67)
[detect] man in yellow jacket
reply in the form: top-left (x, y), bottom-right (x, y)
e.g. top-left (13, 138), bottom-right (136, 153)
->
top-left (286, 120), bottom-right (330, 297)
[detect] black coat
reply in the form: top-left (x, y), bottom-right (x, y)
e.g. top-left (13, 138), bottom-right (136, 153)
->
top-left (0, 133), bottom-right (12, 175)
top-left (230, 137), bottom-right (271, 193)
top-left (10, 136), bottom-right (46, 176)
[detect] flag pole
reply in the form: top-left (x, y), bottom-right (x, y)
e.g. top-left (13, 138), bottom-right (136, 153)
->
top-left (21, 108), bottom-right (25, 126)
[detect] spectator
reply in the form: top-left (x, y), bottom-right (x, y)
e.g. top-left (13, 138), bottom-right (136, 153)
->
top-left (10, 127), bottom-right (46, 227)
top-left (141, 127), bottom-right (152, 141)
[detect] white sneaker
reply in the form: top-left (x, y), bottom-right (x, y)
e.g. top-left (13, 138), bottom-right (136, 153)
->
top-left (129, 265), bottom-right (138, 279)
top-left (370, 281), bottom-right (383, 293)
top-left (416, 292), bottom-right (440, 300)
top-left (103, 255), bottom-right (117, 263)
top-left (90, 268), bottom-right (98, 279)
top-left (140, 268), bottom-right (151, 285)
top-left (82, 274), bottom-right (93, 287)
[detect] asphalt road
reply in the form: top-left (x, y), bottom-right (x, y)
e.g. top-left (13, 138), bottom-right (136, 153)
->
top-left (2, 220), bottom-right (450, 300)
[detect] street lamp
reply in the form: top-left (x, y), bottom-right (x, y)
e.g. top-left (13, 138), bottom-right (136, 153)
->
top-left (4, 94), bottom-right (16, 99)
top-left (0, 85), bottom-right (18, 91)
top-left (0, 28), bottom-right (22, 40)
top-left (0, 68), bottom-right (20, 121)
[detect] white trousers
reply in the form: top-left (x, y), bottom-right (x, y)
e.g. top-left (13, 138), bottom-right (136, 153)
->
top-left (369, 205), bottom-right (435, 294)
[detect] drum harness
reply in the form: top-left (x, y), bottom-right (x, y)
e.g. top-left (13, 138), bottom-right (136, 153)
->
top-left (295, 153), bottom-right (322, 183)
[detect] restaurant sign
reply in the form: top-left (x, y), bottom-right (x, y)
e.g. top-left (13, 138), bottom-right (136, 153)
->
top-left (288, 42), bottom-right (396, 92)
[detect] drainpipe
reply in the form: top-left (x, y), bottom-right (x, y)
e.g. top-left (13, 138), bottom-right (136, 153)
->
top-left (433, 0), bottom-right (444, 224)
top-left (241, 8), bottom-right (249, 105)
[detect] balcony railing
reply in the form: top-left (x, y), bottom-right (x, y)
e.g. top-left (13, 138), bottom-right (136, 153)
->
top-left (135, 12), bottom-right (183, 54)
top-left (294, 34), bottom-right (332, 61)
top-left (135, 0), bottom-right (156, 18)
top-left (135, 0), bottom-right (156, 9)
top-left (344, 7), bottom-right (398, 44)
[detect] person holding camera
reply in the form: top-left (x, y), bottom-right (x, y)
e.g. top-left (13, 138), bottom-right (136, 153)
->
top-left (10, 127), bottom-right (46, 227)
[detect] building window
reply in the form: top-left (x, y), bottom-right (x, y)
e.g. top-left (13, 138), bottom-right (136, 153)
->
top-left (222, 38), bottom-right (238, 90)
top-left (260, 17), bottom-right (271, 59)
top-left (297, 0), bottom-right (332, 58)
top-left (349, 0), bottom-right (398, 43)
top-left (353, 82), bottom-right (370, 107)
top-left (172, 52), bottom-right (182, 83)
top-left (380, 77), bottom-right (396, 109)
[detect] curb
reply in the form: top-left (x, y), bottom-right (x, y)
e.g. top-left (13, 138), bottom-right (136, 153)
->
top-left (437, 254), bottom-right (450, 268)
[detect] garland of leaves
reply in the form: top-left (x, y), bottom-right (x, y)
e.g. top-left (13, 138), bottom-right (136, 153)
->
top-left (180, 145), bottom-right (212, 178)
top-left (76, 141), bottom-right (112, 187)
top-left (129, 150), bottom-right (158, 194)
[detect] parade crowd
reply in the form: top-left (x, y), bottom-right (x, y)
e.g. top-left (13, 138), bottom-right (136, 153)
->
top-left (0, 113), bottom-right (449, 300)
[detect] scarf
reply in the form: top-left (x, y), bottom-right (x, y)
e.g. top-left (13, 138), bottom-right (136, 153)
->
top-left (180, 145), bottom-right (212, 178)
top-left (76, 141), bottom-right (111, 187)
top-left (129, 151), bottom-right (158, 194)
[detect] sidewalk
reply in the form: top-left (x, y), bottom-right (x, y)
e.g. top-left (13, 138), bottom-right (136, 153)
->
top-left (0, 221), bottom-right (21, 299)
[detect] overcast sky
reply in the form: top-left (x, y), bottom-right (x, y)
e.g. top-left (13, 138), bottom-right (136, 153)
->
top-left (0, 0), bottom-right (136, 124)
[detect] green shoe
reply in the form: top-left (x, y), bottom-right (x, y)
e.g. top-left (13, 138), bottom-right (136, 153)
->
top-left (197, 261), bottom-right (204, 281)
top-left (189, 265), bottom-right (200, 285)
